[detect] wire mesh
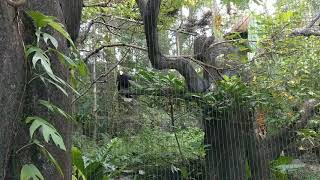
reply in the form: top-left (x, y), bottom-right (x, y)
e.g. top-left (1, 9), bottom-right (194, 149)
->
top-left (73, 0), bottom-right (320, 180)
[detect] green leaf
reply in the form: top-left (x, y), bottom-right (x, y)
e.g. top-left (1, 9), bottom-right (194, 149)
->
top-left (25, 46), bottom-right (42, 58)
top-left (27, 11), bottom-right (75, 48)
top-left (180, 166), bottom-right (188, 178)
top-left (39, 100), bottom-right (74, 122)
top-left (54, 50), bottom-right (77, 68)
top-left (26, 116), bottom-right (66, 151)
top-left (48, 20), bottom-right (75, 47)
top-left (27, 11), bottom-right (56, 28)
top-left (271, 156), bottom-right (293, 167)
top-left (45, 78), bottom-right (68, 96)
top-left (71, 147), bottom-right (85, 173)
top-left (20, 164), bottom-right (44, 180)
top-left (78, 61), bottom-right (88, 76)
top-left (28, 47), bottom-right (64, 91)
top-left (52, 75), bottom-right (80, 96)
top-left (71, 147), bottom-right (87, 180)
top-left (42, 32), bottom-right (58, 49)
top-left (102, 176), bottom-right (110, 180)
top-left (31, 50), bottom-right (50, 69)
top-left (84, 162), bottom-right (104, 179)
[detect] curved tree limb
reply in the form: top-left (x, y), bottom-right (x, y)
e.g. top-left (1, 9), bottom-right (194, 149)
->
top-left (291, 12), bottom-right (320, 37)
top-left (136, 0), bottom-right (209, 92)
top-left (307, 12), bottom-right (320, 28)
top-left (291, 28), bottom-right (320, 37)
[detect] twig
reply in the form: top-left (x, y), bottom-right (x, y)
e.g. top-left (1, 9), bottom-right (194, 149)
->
top-left (72, 50), bottom-right (130, 104)
top-left (84, 14), bottom-right (198, 36)
top-left (83, 0), bottom-right (112, 8)
top-left (209, 39), bottom-right (257, 49)
top-left (84, 43), bottom-right (147, 62)
top-left (307, 12), bottom-right (320, 28)
top-left (16, 142), bottom-right (35, 154)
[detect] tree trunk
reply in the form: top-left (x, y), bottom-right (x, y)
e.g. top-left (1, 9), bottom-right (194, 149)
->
top-left (104, 37), bottom-right (118, 136)
top-left (92, 57), bottom-right (98, 140)
top-left (1, 0), bottom-right (82, 179)
top-left (203, 103), bottom-right (272, 180)
top-left (203, 105), bottom-right (250, 179)
top-left (0, 2), bottom-right (25, 178)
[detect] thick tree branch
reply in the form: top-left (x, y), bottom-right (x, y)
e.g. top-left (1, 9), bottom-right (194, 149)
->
top-left (307, 12), bottom-right (320, 28)
top-left (136, 0), bottom-right (209, 92)
top-left (291, 28), bottom-right (320, 37)
top-left (291, 12), bottom-right (320, 37)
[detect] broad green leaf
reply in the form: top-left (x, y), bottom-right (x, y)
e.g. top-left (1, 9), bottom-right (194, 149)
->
top-left (72, 175), bottom-right (78, 180)
top-left (71, 147), bottom-right (85, 174)
top-left (45, 78), bottom-right (68, 96)
top-left (26, 116), bottom-right (66, 151)
top-left (20, 164), bottom-right (44, 180)
top-left (27, 11), bottom-right (75, 48)
top-left (27, 11), bottom-right (56, 28)
top-left (54, 50), bottom-right (77, 68)
top-left (48, 21), bottom-right (75, 48)
top-left (42, 32), bottom-right (58, 49)
top-left (25, 46), bottom-right (42, 58)
top-left (31, 50), bottom-right (50, 69)
top-left (54, 75), bottom-right (80, 96)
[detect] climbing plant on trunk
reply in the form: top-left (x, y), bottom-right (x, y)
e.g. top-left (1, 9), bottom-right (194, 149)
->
top-left (0, 0), bottom-right (83, 179)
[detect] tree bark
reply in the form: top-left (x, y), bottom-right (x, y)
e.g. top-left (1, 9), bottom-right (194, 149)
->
top-left (0, 0), bottom-right (82, 179)
top-left (92, 56), bottom-right (98, 140)
top-left (0, 2), bottom-right (25, 178)
top-left (203, 106), bottom-right (248, 179)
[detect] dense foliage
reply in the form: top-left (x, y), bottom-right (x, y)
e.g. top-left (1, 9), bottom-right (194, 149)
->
top-left (5, 0), bottom-right (320, 179)
top-left (70, 0), bottom-right (320, 179)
